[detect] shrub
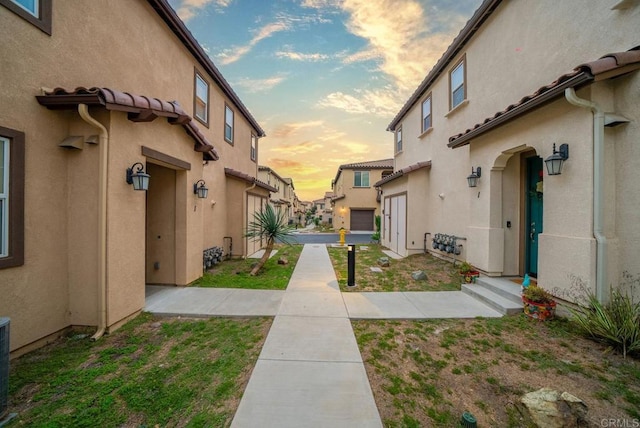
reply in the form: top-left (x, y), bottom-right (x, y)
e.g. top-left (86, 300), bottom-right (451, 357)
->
top-left (523, 285), bottom-right (555, 304)
top-left (570, 290), bottom-right (640, 359)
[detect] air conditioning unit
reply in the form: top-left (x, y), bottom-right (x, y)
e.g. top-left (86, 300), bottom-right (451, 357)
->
top-left (0, 317), bottom-right (9, 418)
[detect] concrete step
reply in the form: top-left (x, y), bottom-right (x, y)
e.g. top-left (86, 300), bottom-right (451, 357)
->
top-left (461, 283), bottom-right (523, 315)
top-left (475, 277), bottom-right (523, 305)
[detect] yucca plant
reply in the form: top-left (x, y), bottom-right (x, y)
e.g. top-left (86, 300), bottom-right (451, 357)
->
top-left (570, 290), bottom-right (640, 359)
top-left (245, 204), bottom-right (295, 276)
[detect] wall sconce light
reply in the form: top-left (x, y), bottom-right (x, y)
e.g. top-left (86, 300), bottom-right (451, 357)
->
top-left (545, 143), bottom-right (569, 176)
top-left (126, 162), bottom-right (150, 191)
top-left (467, 166), bottom-right (481, 188)
top-left (193, 179), bottom-right (208, 199)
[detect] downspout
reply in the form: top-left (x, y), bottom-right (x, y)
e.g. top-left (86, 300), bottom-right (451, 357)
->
top-left (78, 104), bottom-right (109, 340)
top-left (564, 87), bottom-right (608, 303)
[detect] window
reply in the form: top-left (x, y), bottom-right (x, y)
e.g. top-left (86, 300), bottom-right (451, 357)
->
top-left (0, 0), bottom-right (52, 34)
top-left (450, 56), bottom-right (466, 109)
top-left (194, 72), bottom-right (209, 125)
top-left (224, 105), bottom-right (234, 144)
top-left (250, 134), bottom-right (257, 161)
top-left (0, 126), bottom-right (25, 269)
top-left (395, 127), bottom-right (403, 153)
top-left (421, 95), bottom-right (432, 132)
top-left (354, 171), bottom-right (370, 187)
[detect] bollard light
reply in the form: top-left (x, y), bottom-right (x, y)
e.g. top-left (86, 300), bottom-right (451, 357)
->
top-left (347, 244), bottom-right (356, 287)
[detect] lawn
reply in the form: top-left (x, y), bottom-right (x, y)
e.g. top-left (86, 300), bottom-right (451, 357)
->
top-left (191, 244), bottom-right (302, 290)
top-left (7, 313), bottom-right (271, 427)
top-left (327, 244), bottom-right (461, 291)
top-left (353, 315), bottom-right (640, 427)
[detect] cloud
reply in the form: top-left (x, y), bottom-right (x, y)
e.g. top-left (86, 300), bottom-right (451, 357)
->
top-left (270, 120), bottom-right (325, 138)
top-left (233, 74), bottom-right (288, 93)
top-left (173, 0), bottom-right (232, 21)
top-left (219, 21), bottom-right (291, 65)
top-left (271, 141), bottom-right (323, 155)
top-left (318, 87), bottom-right (402, 117)
top-left (275, 51), bottom-right (330, 62)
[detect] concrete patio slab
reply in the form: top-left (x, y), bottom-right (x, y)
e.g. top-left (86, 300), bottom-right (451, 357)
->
top-left (259, 315), bottom-right (362, 362)
top-left (277, 291), bottom-right (348, 318)
top-left (230, 360), bottom-right (382, 428)
top-left (382, 249), bottom-right (404, 260)
top-left (343, 292), bottom-right (425, 319)
top-left (207, 289), bottom-right (285, 316)
top-left (408, 291), bottom-right (502, 318)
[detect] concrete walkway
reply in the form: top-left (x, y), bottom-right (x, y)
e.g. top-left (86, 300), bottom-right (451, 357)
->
top-left (144, 244), bottom-right (503, 427)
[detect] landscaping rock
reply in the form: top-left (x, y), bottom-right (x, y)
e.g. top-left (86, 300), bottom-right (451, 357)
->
top-left (378, 257), bottom-right (390, 267)
top-left (370, 267), bottom-right (383, 273)
top-left (411, 270), bottom-right (427, 281)
top-left (277, 257), bottom-right (288, 265)
top-left (517, 387), bottom-right (588, 428)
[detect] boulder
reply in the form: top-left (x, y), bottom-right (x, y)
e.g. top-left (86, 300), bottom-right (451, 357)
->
top-left (517, 388), bottom-right (588, 428)
top-left (411, 270), bottom-right (427, 281)
top-left (378, 257), bottom-right (390, 267)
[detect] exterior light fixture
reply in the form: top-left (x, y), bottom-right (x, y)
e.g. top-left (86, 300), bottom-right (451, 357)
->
top-left (467, 166), bottom-right (481, 188)
top-left (545, 143), bottom-right (569, 176)
top-left (126, 162), bottom-right (150, 191)
top-left (193, 179), bottom-right (208, 199)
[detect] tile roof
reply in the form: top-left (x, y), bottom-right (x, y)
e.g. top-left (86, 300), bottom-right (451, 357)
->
top-left (147, 0), bottom-right (265, 137)
top-left (224, 168), bottom-right (277, 193)
top-left (387, 0), bottom-right (502, 131)
top-left (36, 87), bottom-right (218, 160)
top-left (258, 165), bottom-right (287, 185)
top-left (448, 47), bottom-right (640, 148)
top-left (374, 161), bottom-right (432, 187)
top-left (332, 158), bottom-right (395, 187)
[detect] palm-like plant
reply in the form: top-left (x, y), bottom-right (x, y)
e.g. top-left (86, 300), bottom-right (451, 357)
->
top-left (245, 204), bottom-right (295, 276)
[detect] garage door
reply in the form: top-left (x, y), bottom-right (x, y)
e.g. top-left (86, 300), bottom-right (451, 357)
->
top-left (350, 209), bottom-right (374, 231)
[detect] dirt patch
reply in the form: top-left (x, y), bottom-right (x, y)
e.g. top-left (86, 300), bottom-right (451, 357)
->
top-left (353, 316), bottom-right (640, 427)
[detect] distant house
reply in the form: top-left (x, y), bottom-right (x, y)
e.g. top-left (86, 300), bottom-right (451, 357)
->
top-left (258, 166), bottom-right (298, 223)
top-left (0, 0), bottom-right (273, 355)
top-left (331, 159), bottom-right (394, 231)
top-left (377, 0), bottom-right (639, 304)
top-left (312, 192), bottom-right (334, 225)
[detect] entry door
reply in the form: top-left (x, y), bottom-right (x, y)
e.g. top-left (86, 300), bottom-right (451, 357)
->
top-left (383, 197), bottom-right (390, 243)
top-left (390, 195), bottom-right (406, 254)
top-left (525, 157), bottom-right (543, 276)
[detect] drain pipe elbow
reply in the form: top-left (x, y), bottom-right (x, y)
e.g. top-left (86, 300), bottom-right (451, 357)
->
top-left (564, 88), bottom-right (607, 303)
top-left (78, 104), bottom-right (109, 340)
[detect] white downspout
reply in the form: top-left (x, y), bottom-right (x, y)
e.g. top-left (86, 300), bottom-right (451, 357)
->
top-left (564, 88), bottom-right (608, 303)
top-left (78, 104), bottom-right (109, 340)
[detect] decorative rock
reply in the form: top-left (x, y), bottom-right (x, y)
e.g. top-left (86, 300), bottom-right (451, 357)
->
top-left (517, 387), bottom-right (588, 428)
top-left (378, 257), bottom-right (390, 267)
top-left (370, 267), bottom-right (383, 273)
top-left (277, 257), bottom-right (289, 265)
top-left (411, 270), bottom-right (428, 281)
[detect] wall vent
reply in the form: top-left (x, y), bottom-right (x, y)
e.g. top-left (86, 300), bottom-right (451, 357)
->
top-left (0, 317), bottom-right (9, 418)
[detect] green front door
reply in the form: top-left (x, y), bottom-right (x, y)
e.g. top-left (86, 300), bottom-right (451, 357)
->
top-left (526, 157), bottom-right (543, 277)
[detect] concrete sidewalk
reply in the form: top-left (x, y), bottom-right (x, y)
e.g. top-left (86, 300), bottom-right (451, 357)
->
top-left (230, 244), bottom-right (382, 428)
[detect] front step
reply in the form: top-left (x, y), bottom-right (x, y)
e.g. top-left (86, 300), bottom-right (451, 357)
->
top-left (462, 277), bottom-right (523, 315)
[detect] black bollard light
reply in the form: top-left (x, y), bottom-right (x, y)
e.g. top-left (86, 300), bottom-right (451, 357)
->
top-left (347, 244), bottom-right (356, 287)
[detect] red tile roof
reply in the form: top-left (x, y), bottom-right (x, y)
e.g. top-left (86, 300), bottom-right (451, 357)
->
top-left (332, 158), bottom-right (394, 186)
top-left (224, 168), bottom-right (277, 192)
top-left (448, 47), bottom-right (640, 148)
top-left (374, 161), bottom-right (432, 187)
top-left (36, 87), bottom-right (219, 160)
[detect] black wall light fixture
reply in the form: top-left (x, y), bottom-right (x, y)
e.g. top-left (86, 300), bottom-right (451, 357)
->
top-left (467, 166), bottom-right (481, 188)
top-left (193, 179), bottom-right (209, 199)
top-left (126, 162), bottom-right (150, 191)
top-left (545, 143), bottom-right (569, 176)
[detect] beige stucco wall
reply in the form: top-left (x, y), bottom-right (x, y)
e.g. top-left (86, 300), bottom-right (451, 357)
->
top-left (382, 0), bottom-right (639, 302)
top-left (333, 168), bottom-right (388, 230)
top-left (0, 0), bottom-right (264, 353)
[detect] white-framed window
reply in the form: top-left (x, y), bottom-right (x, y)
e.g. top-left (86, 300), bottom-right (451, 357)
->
top-left (224, 105), bottom-right (234, 144)
top-left (395, 126), bottom-right (403, 153)
top-left (422, 94), bottom-right (432, 132)
top-left (194, 72), bottom-right (209, 125)
top-left (450, 56), bottom-right (466, 109)
top-left (0, 137), bottom-right (9, 257)
top-left (354, 171), bottom-right (370, 187)
top-left (250, 134), bottom-right (257, 161)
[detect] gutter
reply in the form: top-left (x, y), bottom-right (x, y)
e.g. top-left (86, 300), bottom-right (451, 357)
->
top-left (564, 88), bottom-right (608, 304)
top-left (77, 104), bottom-right (109, 340)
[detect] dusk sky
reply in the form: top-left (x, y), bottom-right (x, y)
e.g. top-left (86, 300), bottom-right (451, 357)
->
top-left (168, 0), bottom-right (483, 201)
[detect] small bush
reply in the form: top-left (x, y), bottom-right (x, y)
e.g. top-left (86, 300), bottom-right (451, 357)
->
top-left (570, 290), bottom-right (640, 359)
top-left (523, 285), bottom-right (555, 304)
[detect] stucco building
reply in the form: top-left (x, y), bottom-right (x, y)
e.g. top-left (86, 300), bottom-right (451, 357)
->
top-left (377, 0), bottom-right (640, 303)
top-left (0, 0), bottom-right (273, 354)
top-left (331, 159), bottom-right (393, 231)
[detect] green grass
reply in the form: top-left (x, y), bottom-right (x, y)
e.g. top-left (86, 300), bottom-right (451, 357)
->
top-left (327, 244), bottom-right (461, 292)
top-left (191, 244), bottom-right (302, 290)
top-left (7, 313), bottom-right (271, 427)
